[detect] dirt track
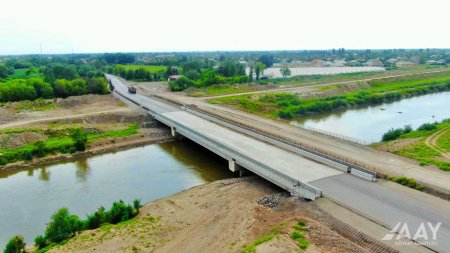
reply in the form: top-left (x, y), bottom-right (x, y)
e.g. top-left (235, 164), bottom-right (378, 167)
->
top-left (424, 126), bottom-right (450, 161)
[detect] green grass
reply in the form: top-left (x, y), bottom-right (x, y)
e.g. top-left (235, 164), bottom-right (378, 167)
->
top-left (0, 98), bottom-right (56, 112)
top-left (0, 124), bottom-right (139, 166)
top-left (374, 120), bottom-right (450, 171)
top-left (389, 176), bottom-right (425, 191)
top-left (188, 84), bottom-right (255, 97)
top-left (116, 64), bottom-right (167, 73)
top-left (291, 220), bottom-right (309, 250)
top-left (240, 234), bottom-right (274, 253)
top-left (7, 68), bottom-right (43, 79)
top-left (210, 71), bottom-right (450, 119)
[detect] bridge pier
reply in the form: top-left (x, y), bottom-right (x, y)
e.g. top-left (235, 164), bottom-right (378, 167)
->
top-left (228, 159), bottom-right (251, 177)
top-left (228, 159), bottom-right (242, 173)
top-left (171, 126), bottom-right (177, 137)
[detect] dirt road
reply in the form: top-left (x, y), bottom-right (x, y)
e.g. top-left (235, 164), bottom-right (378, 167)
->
top-left (424, 126), bottom-right (450, 161)
top-left (200, 68), bottom-right (450, 99)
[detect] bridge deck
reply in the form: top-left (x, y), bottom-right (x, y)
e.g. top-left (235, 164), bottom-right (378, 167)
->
top-left (163, 110), bottom-right (341, 182)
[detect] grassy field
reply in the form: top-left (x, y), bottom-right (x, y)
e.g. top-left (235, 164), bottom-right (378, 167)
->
top-left (188, 65), bottom-right (448, 97)
top-left (116, 64), bottom-right (167, 73)
top-left (0, 123), bottom-right (139, 166)
top-left (0, 98), bottom-right (56, 112)
top-left (7, 68), bottom-right (42, 79)
top-left (210, 71), bottom-right (450, 119)
top-left (373, 120), bottom-right (450, 171)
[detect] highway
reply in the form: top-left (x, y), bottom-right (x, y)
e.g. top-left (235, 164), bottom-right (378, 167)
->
top-left (107, 74), bottom-right (450, 252)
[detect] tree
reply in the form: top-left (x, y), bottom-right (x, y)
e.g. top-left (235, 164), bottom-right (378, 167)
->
top-left (280, 65), bottom-right (291, 78)
top-left (248, 66), bottom-right (254, 82)
top-left (258, 55), bottom-right (274, 67)
top-left (33, 140), bottom-right (47, 157)
top-left (4, 235), bottom-right (26, 253)
top-left (28, 78), bottom-right (54, 98)
top-left (71, 128), bottom-right (88, 151)
top-left (45, 208), bottom-right (83, 243)
top-left (0, 65), bottom-right (8, 79)
top-left (253, 62), bottom-right (266, 80)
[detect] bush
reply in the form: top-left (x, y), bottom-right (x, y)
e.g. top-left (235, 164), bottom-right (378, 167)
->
top-left (70, 128), bottom-right (88, 151)
top-left (278, 109), bottom-right (294, 119)
top-left (45, 208), bottom-right (84, 243)
top-left (381, 125), bottom-right (413, 142)
top-left (34, 234), bottom-right (48, 249)
top-left (290, 231), bottom-right (304, 240)
top-left (33, 140), bottom-right (47, 157)
top-left (418, 122), bottom-right (437, 131)
top-left (85, 206), bottom-right (107, 229)
top-left (106, 200), bottom-right (135, 224)
top-left (382, 128), bottom-right (403, 141)
top-left (4, 235), bottom-right (26, 253)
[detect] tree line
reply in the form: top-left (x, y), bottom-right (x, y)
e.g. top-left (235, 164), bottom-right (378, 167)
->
top-left (0, 77), bottom-right (108, 102)
top-left (0, 63), bottom-right (109, 103)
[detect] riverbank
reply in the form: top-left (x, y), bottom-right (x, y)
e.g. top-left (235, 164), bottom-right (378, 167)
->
top-left (373, 119), bottom-right (450, 171)
top-left (0, 131), bottom-right (173, 173)
top-left (209, 70), bottom-right (450, 119)
top-left (0, 97), bottom-right (174, 173)
top-left (47, 177), bottom-right (394, 253)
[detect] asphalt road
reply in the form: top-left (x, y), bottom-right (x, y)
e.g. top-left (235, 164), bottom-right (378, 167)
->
top-left (107, 74), bottom-right (450, 252)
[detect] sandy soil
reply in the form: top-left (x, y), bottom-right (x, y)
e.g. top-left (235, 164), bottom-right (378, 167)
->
top-left (49, 177), bottom-right (384, 253)
top-left (0, 94), bottom-right (133, 129)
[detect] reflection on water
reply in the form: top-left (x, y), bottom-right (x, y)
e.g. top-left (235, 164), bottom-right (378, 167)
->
top-left (292, 91), bottom-right (450, 143)
top-left (0, 140), bottom-right (232, 247)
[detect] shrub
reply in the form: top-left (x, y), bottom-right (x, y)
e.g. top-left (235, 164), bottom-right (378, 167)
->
top-left (70, 128), bottom-right (88, 151)
top-left (290, 231), bottom-right (304, 240)
top-left (133, 199), bottom-right (142, 212)
top-left (418, 122), bottom-right (437, 131)
top-left (34, 234), bottom-right (48, 249)
top-left (106, 200), bottom-right (135, 224)
top-left (33, 140), bottom-right (47, 157)
top-left (4, 235), bottom-right (26, 253)
top-left (45, 208), bottom-right (83, 243)
top-left (85, 206), bottom-right (107, 229)
top-left (382, 128), bottom-right (403, 141)
top-left (278, 109), bottom-right (293, 119)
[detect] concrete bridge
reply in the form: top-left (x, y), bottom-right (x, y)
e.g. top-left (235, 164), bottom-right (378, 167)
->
top-left (106, 74), bottom-right (450, 252)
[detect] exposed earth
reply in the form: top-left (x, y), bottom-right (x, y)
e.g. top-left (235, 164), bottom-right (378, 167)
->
top-left (48, 177), bottom-right (395, 253)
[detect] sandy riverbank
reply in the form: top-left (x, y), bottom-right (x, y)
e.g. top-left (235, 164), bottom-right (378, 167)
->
top-left (48, 177), bottom-right (396, 253)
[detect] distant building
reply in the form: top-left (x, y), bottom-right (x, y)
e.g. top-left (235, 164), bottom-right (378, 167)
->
top-left (365, 59), bottom-right (383, 67)
top-left (168, 75), bottom-right (183, 81)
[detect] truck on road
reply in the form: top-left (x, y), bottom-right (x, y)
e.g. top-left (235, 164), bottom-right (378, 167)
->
top-left (128, 86), bottom-right (137, 94)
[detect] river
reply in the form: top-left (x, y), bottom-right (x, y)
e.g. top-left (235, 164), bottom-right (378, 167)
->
top-left (291, 91), bottom-right (450, 143)
top-left (0, 141), bottom-right (232, 248)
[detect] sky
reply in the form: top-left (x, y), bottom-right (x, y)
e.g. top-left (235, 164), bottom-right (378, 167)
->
top-left (0, 0), bottom-right (449, 55)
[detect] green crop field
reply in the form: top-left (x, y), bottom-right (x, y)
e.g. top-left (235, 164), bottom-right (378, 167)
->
top-left (115, 64), bottom-right (167, 73)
